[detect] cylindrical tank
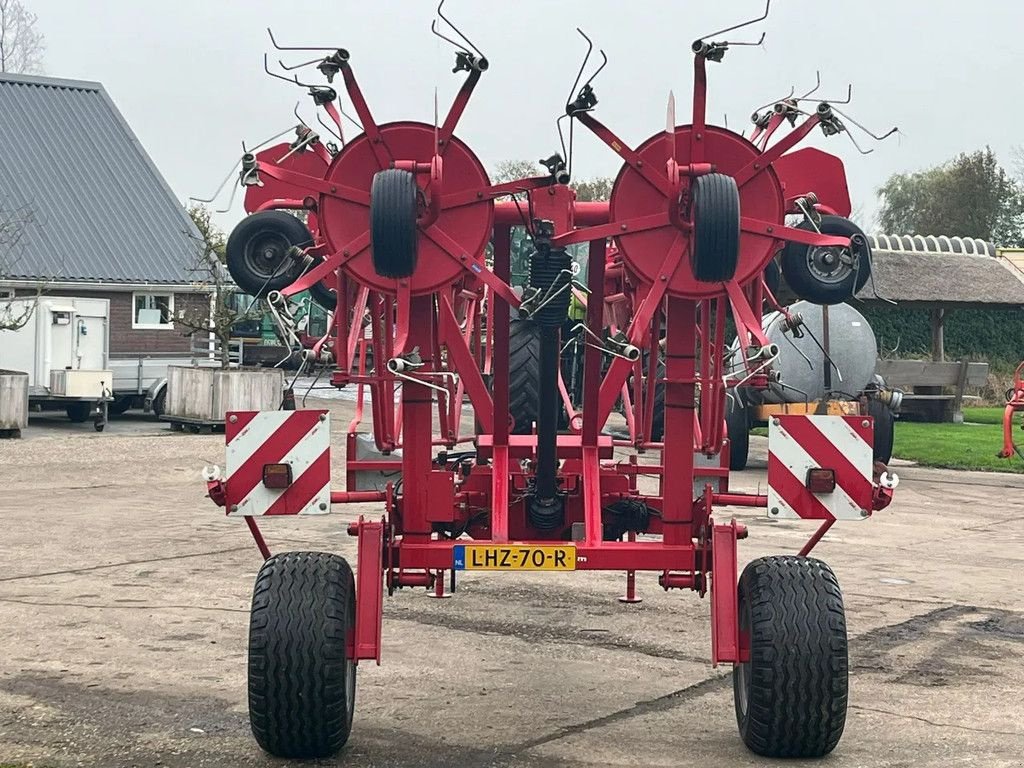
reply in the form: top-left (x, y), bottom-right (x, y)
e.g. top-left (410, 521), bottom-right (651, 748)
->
top-left (756, 301), bottom-right (877, 404)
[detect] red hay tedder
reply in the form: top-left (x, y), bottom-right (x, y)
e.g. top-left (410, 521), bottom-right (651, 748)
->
top-left (200, 2), bottom-right (900, 759)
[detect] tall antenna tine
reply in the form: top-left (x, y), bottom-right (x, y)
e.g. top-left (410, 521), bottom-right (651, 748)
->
top-left (293, 102), bottom-right (309, 128)
top-left (800, 71), bottom-right (821, 100)
top-left (581, 48), bottom-right (608, 91)
top-left (567, 28), bottom-right (594, 105)
top-left (436, 0), bottom-right (484, 58)
top-left (264, 53), bottom-right (301, 86)
top-left (695, 0), bottom-right (771, 43)
top-left (317, 112), bottom-right (343, 143)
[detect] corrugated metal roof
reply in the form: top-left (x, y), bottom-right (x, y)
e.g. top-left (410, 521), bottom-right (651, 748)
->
top-left (0, 73), bottom-right (200, 285)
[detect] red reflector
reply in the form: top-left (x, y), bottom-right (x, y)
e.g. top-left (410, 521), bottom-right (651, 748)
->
top-left (262, 463), bottom-right (293, 489)
top-left (805, 468), bottom-right (836, 494)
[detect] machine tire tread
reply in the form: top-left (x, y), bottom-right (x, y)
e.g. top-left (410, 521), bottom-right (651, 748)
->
top-left (734, 555), bottom-right (847, 758)
top-left (248, 551), bottom-right (356, 759)
top-left (370, 168), bottom-right (419, 279)
top-left (508, 318), bottom-right (542, 434)
top-left (225, 211), bottom-right (312, 297)
top-left (692, 173), bottom-right (740, 283)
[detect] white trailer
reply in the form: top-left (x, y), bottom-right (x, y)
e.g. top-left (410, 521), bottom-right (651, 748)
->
top-left (0, 296), bottom-right (214, 429)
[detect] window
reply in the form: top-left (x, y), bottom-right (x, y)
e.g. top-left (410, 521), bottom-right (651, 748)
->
top-left (0, 288), bottom-right (13, 299)
top-left (132, 292), bottom-right (174, 329)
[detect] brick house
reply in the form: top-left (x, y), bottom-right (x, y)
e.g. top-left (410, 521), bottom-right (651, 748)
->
top-left (0, 73), bottom-right (208, 358)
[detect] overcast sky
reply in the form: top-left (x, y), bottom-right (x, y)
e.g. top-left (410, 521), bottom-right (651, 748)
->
top-left (29, 0), bottom-right (1024, 233)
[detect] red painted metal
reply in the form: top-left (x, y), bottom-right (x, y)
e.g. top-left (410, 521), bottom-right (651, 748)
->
top-left (999, 361), bottom-right (1024, 459)
top-left (207, 14), bottom-right (896, 717)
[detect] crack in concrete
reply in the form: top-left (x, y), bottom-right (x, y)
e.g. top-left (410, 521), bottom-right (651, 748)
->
top-left (0, 597), bottom-right (248, 614)
top-left (0, 546), bottom-right (253, 584)
top-left (848, 704), bottom-right (1023, 737)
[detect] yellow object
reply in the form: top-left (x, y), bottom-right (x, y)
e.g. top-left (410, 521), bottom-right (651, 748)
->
top-left (455, 544), bottom-right (576, 571)
top-left (753, 400), bottom-right (861, 418)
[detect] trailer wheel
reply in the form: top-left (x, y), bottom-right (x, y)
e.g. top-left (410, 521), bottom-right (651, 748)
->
top-left (108, 397), bottom-right (132, 416)
top-left (66, 402), bottom-right (91, 423)
top-left (508, 318), bottom-right (542, 434)
top-left (152, 388), bottom-right (167, 418)
top-left (370, 168), bottom-right (419, 279)
top-left (226, 211), bottom-right (312, 297)
top-left (780, 216), bottom-right (871, 305)
top-left (691, 173), bottom-right (740, 283)
top-left (725, 389), bottom-right (750, 470)
top-left (868, 398), bottom-right (895, 464)
top-left (734, 555), bottom-right (848, 758)
top-left (248, 551), bottom-right (356, 759)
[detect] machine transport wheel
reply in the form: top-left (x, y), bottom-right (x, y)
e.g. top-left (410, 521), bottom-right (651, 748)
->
top-left (94, 421), bottom-right (105, 432)
top-left (508, 318), bottom-right (542, 434)
top-left (780, 216), bottom-right (871, 305)
top-left (248, 551), bottom-right (357, 759)
top-left (66, 402), bottom-right (91, 423)
top-left (690, 172), bottom-right (740, 283)
top-left (734, 555), bottom-right (848, 758)
top-left (725, 388), bottom-right (749, 471)
top-left (226, 211), bottom-right (313, 297)
top-left (867, 398), bottom-right (895, 464)
top-left (370, 168), bottom-right (419, 279)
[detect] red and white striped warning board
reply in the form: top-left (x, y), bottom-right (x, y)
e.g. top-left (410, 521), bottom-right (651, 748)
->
top-left (224, 410), bottom-right (331, 517)
top-left (767, 414), bottom-right (873, 521)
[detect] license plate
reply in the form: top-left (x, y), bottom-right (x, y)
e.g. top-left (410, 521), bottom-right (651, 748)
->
top-left (453, 544), bottom-right (576, 571)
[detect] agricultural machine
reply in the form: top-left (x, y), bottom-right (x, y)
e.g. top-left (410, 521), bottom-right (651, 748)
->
top-left (999, 361), bottom-right (1024, 459)
top-left (200, 3), bottom-right (900, 760)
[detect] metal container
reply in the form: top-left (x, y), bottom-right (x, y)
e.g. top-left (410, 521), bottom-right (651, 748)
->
top-left (0, 369), bottom-right (29, 436)
top-left (757, 301), bottom-right (878, 404)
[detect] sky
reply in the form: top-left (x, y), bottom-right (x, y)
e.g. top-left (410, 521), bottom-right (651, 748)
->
top-left (27, 0), bottom-right (1024, 233)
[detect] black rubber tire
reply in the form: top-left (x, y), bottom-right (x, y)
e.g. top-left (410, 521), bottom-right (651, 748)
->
top-left (370, 168), bottom-right (418, 279)
top-left (248, 551), bottom-right (357, 759)
top-left (725, 389), bottom-right (750, 471)
top-left (780, 216), bottom-right (871, 305)
top-left (508, 318), bottom-right (542, 434)
top-left (643, 351), bottom-right (666, 442)
top-left (691, 172), bottom-right (740, 283)
top-left (93, 421), bottom-right (104, 432)
top-left (226, 211), bottom-right (312, 297)
top-left (66, 402), bottom-right (91, 423)
top-left (152, 388), bottom-right (167, 418)
top-left (108, 397), bottom-right (132, 416)
top-left (762, 258), bottom-right (780, 298)
top-left (868, 398), bottom-right (895, 464)
top-left (734, 555), bottom-right (848, 758)
top-left (308, 260), bottom-right (338, 311)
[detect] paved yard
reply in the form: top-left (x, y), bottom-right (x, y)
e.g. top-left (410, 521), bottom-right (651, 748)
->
top-left (1, 402), bottom-right (1022, 767)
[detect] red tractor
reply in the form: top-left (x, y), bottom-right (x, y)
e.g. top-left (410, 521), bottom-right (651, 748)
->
top-left (203, 3), bottom-right (898, 760)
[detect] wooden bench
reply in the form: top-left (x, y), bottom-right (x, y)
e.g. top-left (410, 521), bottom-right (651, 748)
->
top-left (875, 359), bottom-right (990, 423)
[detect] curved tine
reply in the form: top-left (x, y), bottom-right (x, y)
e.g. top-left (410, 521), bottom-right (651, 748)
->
top-left (190, 157), bottom-right (242, 204)
top-left (696, 0), bottom-right (771, 42)
top-left (264, 53), bottom-right (301, 86)
top-left (728, 32), bottom-right (766, 47)
top-left (278, 55), bottom-right (323, 72)
top-left (292, 72), bottom-right (322, 89)
top-left (293, 101), bottom-right (310, 129)
top-left (832, 106), bottom-right (898, 141)
top-left (843, 129), bottom-right (874, 156)
top-left (799, 71), bottom-right (821, 100)
top-left (338, 104), bottom-right (363, 132)
top-left (430, 18), bottom-right (470, 55)
top-left (797, 83), bottom-right (852, 105)
top-left (751, 85), bottom-right (794, 116)
top-left (317, 112), bottom-right (343, 143)
top-left (266, 27), bottom-right (337, 52)
top-left (214, 179), bottom-right (240, 214)
top-left (567, 28), bottom-right (594, 104)
top-left (582, 47), bottom-right (608, 91)
top-left (556, 113), bottom-right (569, 161)
top-left (436, 0), bottom-right (483, 58)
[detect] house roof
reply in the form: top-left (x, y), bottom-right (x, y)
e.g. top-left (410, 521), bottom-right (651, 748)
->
top-left (0, 72), bottom-right (199, 285)
top-left (855, 233), bottom-right (1024, 308)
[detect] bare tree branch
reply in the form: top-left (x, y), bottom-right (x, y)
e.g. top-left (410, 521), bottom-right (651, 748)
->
top-left (0, 0), bottom-right (44, 74)
top-left (0, 200), bottom-right (39, 330)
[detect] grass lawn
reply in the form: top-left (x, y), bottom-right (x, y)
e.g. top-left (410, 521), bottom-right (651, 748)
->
top-left (894, 414), bottom-right (1024, 473)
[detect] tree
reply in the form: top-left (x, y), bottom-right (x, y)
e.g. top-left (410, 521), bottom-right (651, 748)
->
top-left (175, 204), bottom-right (241, 367)
top-left (877, 148), bottom-right (1024, 246)
top-left (0, 201), bottom-right (39, 330)
top-left (0, 0), bottom-right (44, 74)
